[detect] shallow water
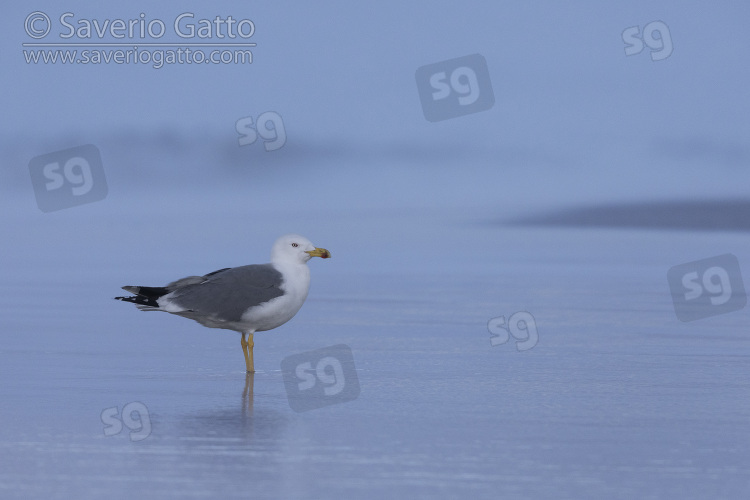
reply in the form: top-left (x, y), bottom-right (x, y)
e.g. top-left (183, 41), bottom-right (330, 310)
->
top-left (1, 206), bottom-right (749, 499)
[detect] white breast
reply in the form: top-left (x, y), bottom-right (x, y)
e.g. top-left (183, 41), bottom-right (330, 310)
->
top-left (239, 262), bottom-right (310, 332)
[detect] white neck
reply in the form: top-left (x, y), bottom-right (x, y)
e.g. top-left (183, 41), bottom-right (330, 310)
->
top-left (274, 261), bottom-right (311, 295)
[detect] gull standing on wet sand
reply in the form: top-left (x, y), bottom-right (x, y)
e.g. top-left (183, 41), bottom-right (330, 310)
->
top-left (115, 234), bottom-right (331, 372)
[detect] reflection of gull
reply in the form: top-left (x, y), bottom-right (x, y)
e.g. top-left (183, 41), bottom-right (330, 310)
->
top-left (176, 375), bottom-right (290, 443)
top-left (242, 372), bottom-right (254, 416)
top-left (115, 234), bottom-right (330, 372)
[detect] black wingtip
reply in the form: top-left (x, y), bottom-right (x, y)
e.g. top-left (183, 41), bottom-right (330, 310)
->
top-left (115, 285), bottom-right (169, 308)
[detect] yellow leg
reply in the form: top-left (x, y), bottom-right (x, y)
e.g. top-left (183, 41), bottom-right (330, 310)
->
top-left (241, 332), bottom-right (255, 373)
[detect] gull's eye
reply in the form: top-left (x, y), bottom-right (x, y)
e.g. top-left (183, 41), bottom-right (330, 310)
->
top-left (292, 243), bottom-right (298, 247)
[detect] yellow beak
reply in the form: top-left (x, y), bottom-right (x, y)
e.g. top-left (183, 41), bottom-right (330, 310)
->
top-left (306, 247), bottom-right (331, 259)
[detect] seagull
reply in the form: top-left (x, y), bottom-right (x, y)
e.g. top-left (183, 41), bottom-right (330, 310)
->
top-left (115, 234), bottom-right (330, 372)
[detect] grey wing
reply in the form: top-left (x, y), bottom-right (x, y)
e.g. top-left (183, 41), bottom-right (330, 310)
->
top-left (168, 264), bottom-right (285, 322)
top-left (165, 268), bottom-right (231, 289)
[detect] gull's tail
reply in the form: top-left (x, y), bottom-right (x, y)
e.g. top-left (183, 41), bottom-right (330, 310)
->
top-left (115, 286), bottom-right (170, 311)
